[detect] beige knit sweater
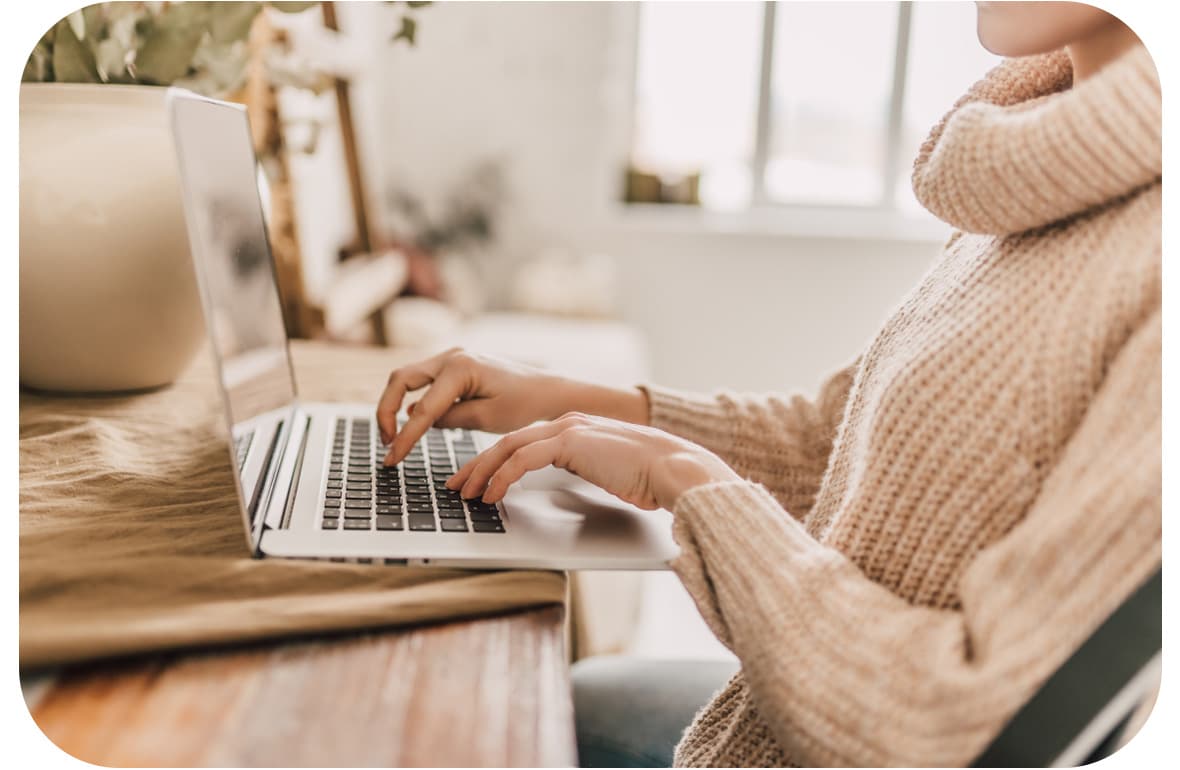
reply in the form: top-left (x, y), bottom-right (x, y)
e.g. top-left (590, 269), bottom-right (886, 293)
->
top-left (645, 46), bottom-right (1161, 767)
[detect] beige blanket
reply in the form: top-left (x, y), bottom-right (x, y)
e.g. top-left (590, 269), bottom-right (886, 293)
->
top-left (19, 341), bottom-right (565, 669)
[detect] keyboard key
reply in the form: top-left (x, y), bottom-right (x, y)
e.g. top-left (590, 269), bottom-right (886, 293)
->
top-left (376, 515), bottom-right (404, 531)
top-left (345, 492), bottom-right (371, 501)
top-left (325, 490), bottom-right (342, 499)
top-left (472, 520), bottom-right (505, 533)
top-left (343, 508), bottom-right (372, 519)
top-left (469, 508), bottom-right (500, 522)
top-left (440, 519), bottom-right (469, 532)
top-left (408, 514), bottom-right (436, 531)
top-left (344, 500), bottom-right (372, 510)
top-left (326, 481), bottom-right (343, 489)
top-left (321, 518), bottom-right (339, 530)
top-left (328, 472), bottom-right (343, 482)
top-left (376, 504), bottom-right (402, 515)
top-left (438, 508), bottom-right (466, 519)
top-left (344, 519), bottom-right (371, 530)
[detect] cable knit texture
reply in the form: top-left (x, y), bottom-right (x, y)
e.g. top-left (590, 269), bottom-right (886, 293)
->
top-left (642, 45), bottom-right (1161, 767)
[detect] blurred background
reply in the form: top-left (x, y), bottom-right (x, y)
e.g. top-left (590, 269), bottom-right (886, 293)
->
top-left (324, 0), bottom-right (998, 660)
top-left (25, 0), bottom-right (1002, 661)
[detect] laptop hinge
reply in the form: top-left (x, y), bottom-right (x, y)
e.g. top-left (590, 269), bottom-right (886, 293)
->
top-left (261, 402), bottom-right (309, 532)
top-left (278, 411), bottom-right (313, 530)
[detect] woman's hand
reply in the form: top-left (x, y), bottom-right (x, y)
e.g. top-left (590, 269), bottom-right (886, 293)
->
top-left (445, 412), bottom-right (741, 511)
top-left (376, 348), bottom-right (649, 465)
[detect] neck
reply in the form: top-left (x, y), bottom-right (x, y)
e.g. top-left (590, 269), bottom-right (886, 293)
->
top-left (1067, 20), bottom-right (1141, 81)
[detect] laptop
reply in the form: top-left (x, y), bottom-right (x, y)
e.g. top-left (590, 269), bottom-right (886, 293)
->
top-left (168, 88), bottom-right (679, 569)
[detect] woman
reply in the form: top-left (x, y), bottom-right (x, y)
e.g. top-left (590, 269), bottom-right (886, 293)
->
top-left (376, 2), bottom-right (1161, 766)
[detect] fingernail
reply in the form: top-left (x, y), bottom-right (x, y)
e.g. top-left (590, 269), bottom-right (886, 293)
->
top-left (383, 451), bottom-right (394, 466)
top-left (445, 475), bottom-right (457, 489)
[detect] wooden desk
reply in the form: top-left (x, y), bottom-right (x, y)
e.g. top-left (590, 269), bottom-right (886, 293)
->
top-left (20, 341), bottom-right (576, 766)
top-left (27, 605), bottom-right (574, 766)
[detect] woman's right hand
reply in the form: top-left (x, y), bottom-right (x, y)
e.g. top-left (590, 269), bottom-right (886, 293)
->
top-left (376, 347), bottom-right (649, 465)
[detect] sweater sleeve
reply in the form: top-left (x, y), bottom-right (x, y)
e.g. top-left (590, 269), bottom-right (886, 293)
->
top-left (668, 311), bottom-right (1161, 767)
top-left (640, 359), bottom-right (858, 520)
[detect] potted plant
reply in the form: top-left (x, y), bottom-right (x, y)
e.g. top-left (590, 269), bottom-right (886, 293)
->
top-left (19, 2), bottom-right (425, 392)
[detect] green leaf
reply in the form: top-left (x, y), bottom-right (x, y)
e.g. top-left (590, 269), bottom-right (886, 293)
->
top-left (391, 15), bottom-right (416, 46)
top-left (94, 36), bottom-right (130, 81)
top-left (51, 19), bottom-right (100, 83)
top-left (132, 4), bottom-right (211, 85)
top-left (178, 39), bottom-right (250, 96)
top-left (22, 37), bottom-right (54, 83)
top-left (66, 10), bottom-right (86, 41)
top-left (209, 1), bottom-right (261, 43)
top-left (81, 5), bottom-right (106, 42)
top-left (269, 2), bottom-right (320, 13)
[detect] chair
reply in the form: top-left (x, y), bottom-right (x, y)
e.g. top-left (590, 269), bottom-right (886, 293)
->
top-left (972, 568), bottom-right (1161, 767)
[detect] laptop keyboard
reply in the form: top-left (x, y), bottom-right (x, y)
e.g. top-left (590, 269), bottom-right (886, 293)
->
top-left (319, 418), bottom-right (505, 534)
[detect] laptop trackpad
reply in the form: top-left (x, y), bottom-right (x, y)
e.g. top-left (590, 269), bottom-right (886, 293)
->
top-left (513, 467), bottom-right (654, 524)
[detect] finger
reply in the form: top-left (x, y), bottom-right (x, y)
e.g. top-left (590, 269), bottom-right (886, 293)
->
top-left (384, 367), bottom-right (466, 465)
top-left (454, 421), bottom-right (567, 499)
top-left (481, 437), bottom-right (565, 503)
top-left (375, 354), bottom-right (450, 443)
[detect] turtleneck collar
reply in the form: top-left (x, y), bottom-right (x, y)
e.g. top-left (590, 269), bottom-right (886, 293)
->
top-left (911, 45), bottom-right (1160, 236)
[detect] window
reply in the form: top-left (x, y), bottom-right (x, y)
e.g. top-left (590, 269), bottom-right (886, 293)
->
top-left (628, 1), bottom-right (1001, 220)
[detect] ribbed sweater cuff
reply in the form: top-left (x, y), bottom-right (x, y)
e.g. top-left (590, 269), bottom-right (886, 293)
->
top-left (666, 480), bottom-right (821, 651)
top-left (674, 480), bottom-right (818, 568)
top-left (639, 384), bottom-right (736, 455)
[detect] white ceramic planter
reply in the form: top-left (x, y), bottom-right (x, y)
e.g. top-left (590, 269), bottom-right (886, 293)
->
top-left (20, 84), bottom-right (205, 393)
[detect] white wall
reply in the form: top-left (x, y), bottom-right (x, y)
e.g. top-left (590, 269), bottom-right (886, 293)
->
top-left (343, 1), bottom-right (944, 395)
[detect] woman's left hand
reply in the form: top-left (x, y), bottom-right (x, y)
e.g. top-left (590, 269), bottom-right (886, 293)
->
top-left (445, 412), bottom-right (741, 511)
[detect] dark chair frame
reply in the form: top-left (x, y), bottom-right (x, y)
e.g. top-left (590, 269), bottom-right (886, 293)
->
top-left (972, 569), bottom-right (1161, 767)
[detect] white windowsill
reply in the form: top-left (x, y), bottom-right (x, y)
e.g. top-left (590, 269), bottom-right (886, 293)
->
top-left (604, 202), bottom-right (953, 244)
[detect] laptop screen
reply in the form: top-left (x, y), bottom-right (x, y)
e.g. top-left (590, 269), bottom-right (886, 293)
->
top-left (169, 92), bottom-right (297, 425)
top-left (170, 90), bottom-right (301, 550)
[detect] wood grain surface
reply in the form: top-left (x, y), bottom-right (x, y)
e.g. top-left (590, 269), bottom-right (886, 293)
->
top-left (29, 606), bottom-right (575, 767)
top-left (23, 341), bottom-right (576, 767)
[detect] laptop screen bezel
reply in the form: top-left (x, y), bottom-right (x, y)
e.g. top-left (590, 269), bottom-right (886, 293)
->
top-left (167, 87), bottom-right (302, 555)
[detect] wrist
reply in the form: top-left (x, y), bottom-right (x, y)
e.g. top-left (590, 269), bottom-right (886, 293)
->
top-left (557, 381), bottom-right (650, 425)
top-left (654, 450), bottom-right (741, 510)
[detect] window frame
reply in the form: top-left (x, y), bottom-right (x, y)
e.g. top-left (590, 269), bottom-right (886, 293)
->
top-left (617, 1), bottom-right (948, 243)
